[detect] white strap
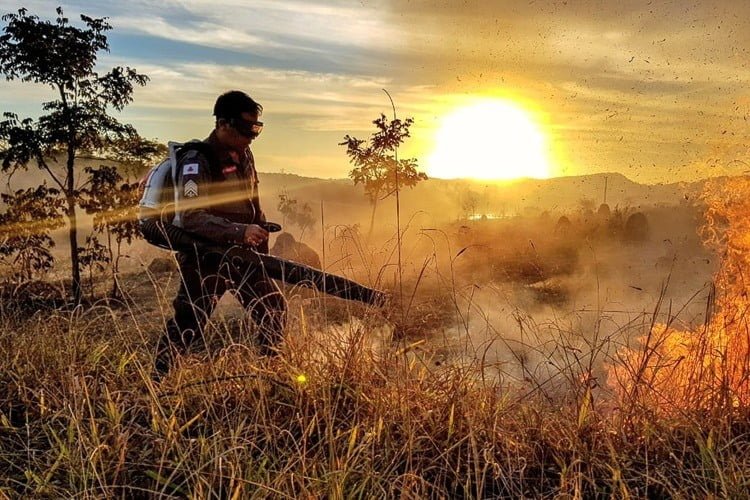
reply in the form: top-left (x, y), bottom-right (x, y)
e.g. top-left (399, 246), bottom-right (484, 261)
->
top-left (168, 141), bottom-right (183, 227)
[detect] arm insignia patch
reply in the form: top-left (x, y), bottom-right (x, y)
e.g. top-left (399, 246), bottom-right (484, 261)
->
top-left (184, 179), bottom-right (199, 197)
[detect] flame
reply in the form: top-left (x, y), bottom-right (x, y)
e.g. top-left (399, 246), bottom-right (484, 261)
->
top-left (610, 177), bottom-right (750, 413)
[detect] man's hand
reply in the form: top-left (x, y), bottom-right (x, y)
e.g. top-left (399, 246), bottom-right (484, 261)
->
top-left (242, 224), bottom-right (269, 247)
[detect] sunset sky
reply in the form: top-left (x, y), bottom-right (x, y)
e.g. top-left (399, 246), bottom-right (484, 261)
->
top-left (1, 0), bottom-right (748, 183)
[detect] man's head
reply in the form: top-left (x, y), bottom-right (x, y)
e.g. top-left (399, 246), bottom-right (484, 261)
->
top-left (213, 90), bottom-right (264, 151)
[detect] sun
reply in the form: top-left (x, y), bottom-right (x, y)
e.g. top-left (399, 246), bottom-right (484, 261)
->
top-left (426, 100), bottom-right (551, 180)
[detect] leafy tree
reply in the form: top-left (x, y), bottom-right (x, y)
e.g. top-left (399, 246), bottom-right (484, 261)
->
top-left (0, 7), bottom-right (150, 303)
top-left (578, 197), bottom-right (596, 214)
top-left (277, 189), bottom-right (315, 239)
top-left (78, 234), bottom-right (108, 299)
top-left (0, 185), bottom-right (65, 282)
top-left (79, 165), bottom-right (142, 299)
top-left (460, 189), bottom-right (481, 219)
top-left (104, 134), bottom-right (166, 179)
top-left (340, 114), bottom-right (427, 235)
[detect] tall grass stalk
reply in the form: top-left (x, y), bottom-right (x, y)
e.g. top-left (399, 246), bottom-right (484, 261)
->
top-left (2, 222), bottom-right (750, 497)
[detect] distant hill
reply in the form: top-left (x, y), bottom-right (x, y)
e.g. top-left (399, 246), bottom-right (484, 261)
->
top-left (0, 163), bottom-right (719, 267)
top-left (258, 171), bottom-right (707, 227)
top-left (0, 161), bottom-right (710, 230)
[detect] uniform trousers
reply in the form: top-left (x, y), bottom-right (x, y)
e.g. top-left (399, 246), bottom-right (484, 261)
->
top-left (156, 246), bottom-right (287, 371)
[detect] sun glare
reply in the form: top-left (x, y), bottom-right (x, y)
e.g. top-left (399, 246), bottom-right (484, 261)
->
top-left (427, 100), bottom-right (551, 180)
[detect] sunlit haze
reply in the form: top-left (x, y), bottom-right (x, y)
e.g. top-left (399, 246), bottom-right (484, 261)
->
top-left (427, 100), bottom-right (550, 180)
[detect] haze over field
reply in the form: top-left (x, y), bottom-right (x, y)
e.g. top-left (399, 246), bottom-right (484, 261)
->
top-left (0, 1), bottom-right (731, 374)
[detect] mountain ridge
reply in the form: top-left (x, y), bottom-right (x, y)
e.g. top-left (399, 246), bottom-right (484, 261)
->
top-left (257, 170), bottom-right (710, 225)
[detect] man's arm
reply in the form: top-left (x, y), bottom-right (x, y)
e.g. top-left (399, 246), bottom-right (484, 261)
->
top-left (244, 149), bottom-right (270, 250)
top-left (246, 149), bottom-right (266, 224)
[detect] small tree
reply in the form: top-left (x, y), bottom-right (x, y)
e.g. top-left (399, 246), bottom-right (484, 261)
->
top-left (578, 197), bottom-right (596, 214)
top-left (104, 134), bottom-right (165, 179)
top-left (460, 189), bottom-right (481, 220)
top-left (79, 165), bottom-right (142, 299)
top-left (0, 7), bottom-right (150, 303)
top-left (78, 234), bottom-right (108, 299)
top-left (340, 114), bottom-right (427, 236)
top-left (277, 189), bottom-right (315, 239)
top-left (0, 185), bottom-right (65, 282)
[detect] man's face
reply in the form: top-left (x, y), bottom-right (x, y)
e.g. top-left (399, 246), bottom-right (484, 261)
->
top-left (217, 111), bottom-right (263, 151)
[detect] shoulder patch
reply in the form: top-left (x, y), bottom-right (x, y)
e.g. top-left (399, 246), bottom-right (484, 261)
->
top-left (184, 179), bottom-right (198, 197)
top-left (183, 163), bottom-right (199, 175)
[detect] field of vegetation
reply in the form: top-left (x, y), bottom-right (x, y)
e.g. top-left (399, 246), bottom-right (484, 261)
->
top-left (2, 5), bottom-right (750, 499)
top-left (3, 183), bottom-right (750, 499)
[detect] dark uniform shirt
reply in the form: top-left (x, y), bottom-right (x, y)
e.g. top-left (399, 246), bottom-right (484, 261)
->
top-left (173, 131), bottom-right (265, 245)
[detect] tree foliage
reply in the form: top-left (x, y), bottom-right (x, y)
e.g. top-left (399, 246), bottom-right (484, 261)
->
top-left (79, 165), bottom-right (142, 299)
top-left (78, 234), bottom-right (109, 299)
top-left (0, 185), bottom-right (65, 282)
top-left (0, 7), bottom-right (151, 303)
top-left (340, 114), bottom-right (427, 234)
top-left (277, 189), bottom-right (315, 239)
top-left (460, 189), bottom-right (481, 219)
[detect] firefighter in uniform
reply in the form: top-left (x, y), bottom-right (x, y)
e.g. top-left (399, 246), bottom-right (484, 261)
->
top-left (154, 90), bottom-right (286, 377)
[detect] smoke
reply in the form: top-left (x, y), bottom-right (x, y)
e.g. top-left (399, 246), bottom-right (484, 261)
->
top-left (604, 177), bottom-right (750, 410)
top-left (393, 201), bottom-right (717, 397)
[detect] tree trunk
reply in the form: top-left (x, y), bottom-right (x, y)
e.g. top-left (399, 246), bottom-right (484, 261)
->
top-left (66, 145), bottom-right (82, 304)
top-left (108, 230), bottom-right (121, 300)
top-left (367, 200), bottom-right (378, 240)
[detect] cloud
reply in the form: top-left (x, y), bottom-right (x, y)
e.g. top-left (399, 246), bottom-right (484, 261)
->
top-left (0, 0), bottom-right (404, 76)
top-left (3, 1), bottom-right (750, 181)
top-left (367, 1), bottom-right (750, 181)
top-left (98, 49), bottom-right (437, 118)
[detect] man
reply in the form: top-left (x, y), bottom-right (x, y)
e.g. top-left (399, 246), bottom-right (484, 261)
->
top-left (154, 90), bottom-right (286, 377)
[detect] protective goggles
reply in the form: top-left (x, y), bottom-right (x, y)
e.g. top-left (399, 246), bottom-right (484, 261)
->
top-left (230, 117), bottom-right (264, 138)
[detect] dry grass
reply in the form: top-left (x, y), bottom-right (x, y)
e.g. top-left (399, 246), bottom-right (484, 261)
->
top-left (1, 205), bottom-right (749, 498)
top-left (1, 283), bottom-right (747, 498)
